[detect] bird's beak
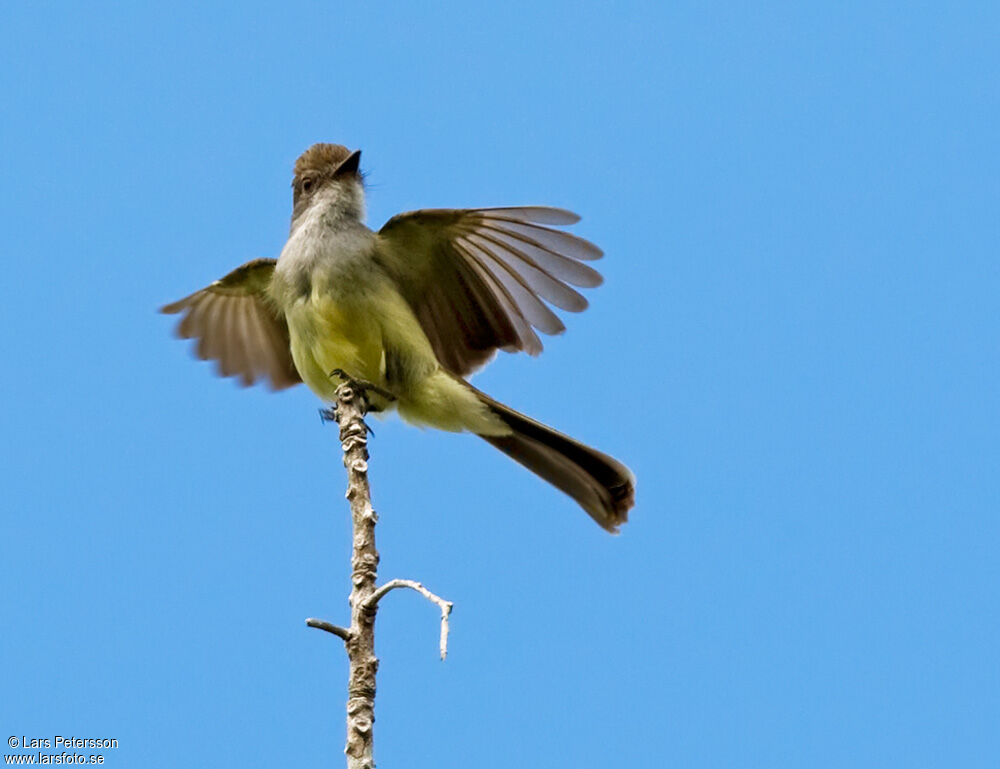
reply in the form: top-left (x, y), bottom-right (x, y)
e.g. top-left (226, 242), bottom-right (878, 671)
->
top-left (334, 149), bottom-right (362, 177)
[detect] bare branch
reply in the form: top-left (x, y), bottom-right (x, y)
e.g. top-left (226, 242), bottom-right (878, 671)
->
top-left (364, 579), bottom-right (454, 660)
top-left (306, 618), bottom-right (352, 642)
top-left (308, 377), bottom-right (457, 767)
top-left (332, 381), bottom-right (381, 769)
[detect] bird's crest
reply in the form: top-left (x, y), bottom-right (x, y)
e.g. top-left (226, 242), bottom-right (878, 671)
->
top-left (294, 143), bottom-right (353, 178)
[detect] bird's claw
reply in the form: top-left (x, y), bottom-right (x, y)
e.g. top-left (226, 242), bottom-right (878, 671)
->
top-left (327, 369), bottom-right (396, 406)
top-left (319, 407), bottom-right (338, 424)
top-left (319, 406), bottom-right (374, 435)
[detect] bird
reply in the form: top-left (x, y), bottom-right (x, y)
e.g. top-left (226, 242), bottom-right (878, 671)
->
top-left (161, 143), bottom-right (635, 532)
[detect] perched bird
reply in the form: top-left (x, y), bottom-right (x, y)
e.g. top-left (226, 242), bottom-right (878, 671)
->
top-left (162, 144), bottom-right (635, 531)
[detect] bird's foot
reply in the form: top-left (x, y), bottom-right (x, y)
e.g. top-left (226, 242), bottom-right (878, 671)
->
top-left (327, 369), bottom-right (396, 418)
top-left (328, 369), bottom-right (396, 408)
top-left (318, 407), bottom-right (339, 424)
top-left (319, 405), bottom-right (375, 435)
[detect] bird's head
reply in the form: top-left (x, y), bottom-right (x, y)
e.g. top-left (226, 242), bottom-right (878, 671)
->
top-left (290, 143), bottom-right (365, 228)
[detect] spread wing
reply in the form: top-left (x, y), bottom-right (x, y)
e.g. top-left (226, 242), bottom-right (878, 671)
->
top-left (376, 206), bottom-right (604, 376)
top-left (160, 258), bottom-right (301, 390)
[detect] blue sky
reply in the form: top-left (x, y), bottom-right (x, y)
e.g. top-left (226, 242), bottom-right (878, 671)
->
top-left (1, 1), bottom-right (997, 766)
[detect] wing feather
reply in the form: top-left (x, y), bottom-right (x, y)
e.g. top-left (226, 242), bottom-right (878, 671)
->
top-left (477, 216), bottom-right (604, 260)
top-left (465, 231), bottom-right (588, 311)
top-left (474, 224), bottom-right (603, 287)
top-left (452, 241), bottom-right (541, 355)
top-left (196, 295), bottom-right (224, 360)
top-left (456, 236), bottom-right (565, 335)
top-left (377, 206), bottom-right (606, 376)
top-left (471, 206), bottom-right (581, 225)
top-left (161, 259), bottom-right (301, 391)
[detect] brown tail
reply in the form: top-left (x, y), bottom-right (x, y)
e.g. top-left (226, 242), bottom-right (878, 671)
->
top-left (472, 388), bottom-right (635, 533)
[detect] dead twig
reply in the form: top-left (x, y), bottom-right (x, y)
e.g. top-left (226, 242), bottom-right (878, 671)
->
top-left (364, 579), bottom-right (454, 660)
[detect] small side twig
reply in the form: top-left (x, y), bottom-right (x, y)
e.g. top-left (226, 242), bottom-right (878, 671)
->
top-left (364, 579), bottom-right (454, 660)
top-left (305, 618), bottom-right (352, 642)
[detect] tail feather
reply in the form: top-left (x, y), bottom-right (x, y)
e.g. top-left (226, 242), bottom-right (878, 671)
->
top-left (472, 388), bottom-right (635, 533)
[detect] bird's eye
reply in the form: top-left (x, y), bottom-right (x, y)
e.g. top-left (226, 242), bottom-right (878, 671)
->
top-left (301, 177), bottom-right (315, 194)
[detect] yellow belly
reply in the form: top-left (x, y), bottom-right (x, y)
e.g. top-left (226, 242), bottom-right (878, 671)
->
top-left (285, 292), bottom-right (387, 401)
top-left (284, 281), bottom-right (507, 436)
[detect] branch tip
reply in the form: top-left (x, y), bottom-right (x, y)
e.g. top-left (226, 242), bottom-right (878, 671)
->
top-left (365, 579), bottom-right (454, 660)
